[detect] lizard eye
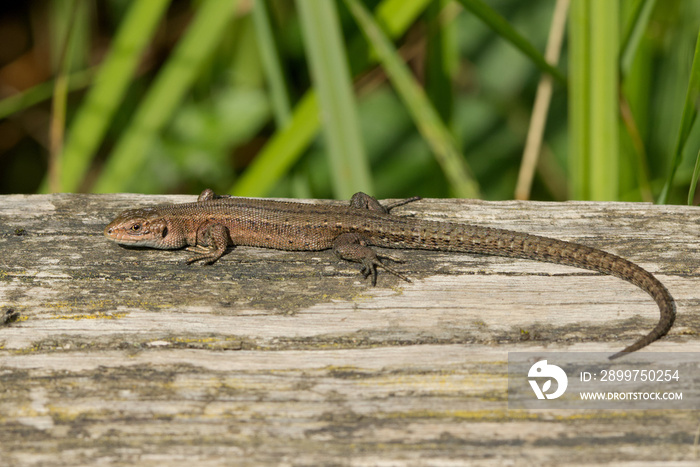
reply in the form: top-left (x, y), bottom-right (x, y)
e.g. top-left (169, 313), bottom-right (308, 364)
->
top-left (130, 224), bottom-right (141, 232)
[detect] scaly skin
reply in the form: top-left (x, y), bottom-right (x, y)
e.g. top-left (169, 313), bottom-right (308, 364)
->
top-left (105, 190), bottom-right (676, 359)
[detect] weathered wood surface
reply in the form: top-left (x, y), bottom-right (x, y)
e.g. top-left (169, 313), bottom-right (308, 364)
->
top-left (0, 193), bottom-right (698, 466)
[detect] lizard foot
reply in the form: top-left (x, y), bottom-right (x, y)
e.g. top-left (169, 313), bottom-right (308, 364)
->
top-left (185, 246), bottom-right (225, 265)
top-left (333, 232), bottom-right (411, 286)
top-left (359, 257), bottom-right (411, 286)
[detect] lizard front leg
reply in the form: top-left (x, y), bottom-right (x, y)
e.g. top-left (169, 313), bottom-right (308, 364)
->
top-left (332, 232), bottom-right (410, 286)
top-left (186, 223), bottom-right (230, 265)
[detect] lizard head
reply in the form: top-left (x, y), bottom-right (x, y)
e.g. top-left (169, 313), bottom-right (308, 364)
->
top-left (104, 207), bottom-right (183, 249)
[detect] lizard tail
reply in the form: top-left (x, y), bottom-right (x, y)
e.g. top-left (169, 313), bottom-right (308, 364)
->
top-left (502, 232), bottom-right (676, 359)
top-left (420, 224), bottom-right (677, 358)
top-left (383, 220), bottom-right (676, 357)
top-left (605, 265), bottom-right (675, 360)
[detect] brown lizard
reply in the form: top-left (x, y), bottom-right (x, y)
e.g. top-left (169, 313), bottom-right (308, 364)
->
top-left (104, 189), bottom-right (676, 359)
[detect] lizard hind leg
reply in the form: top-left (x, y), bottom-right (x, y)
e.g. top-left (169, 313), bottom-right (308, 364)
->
top-left (349, 192), bottom-right (421, 214)
top-left (198, 189), bottom-right (234, 202)
top-left (197, 189), bottom-right (216, 202)
top-left (332, 232), bottom-right (411, 286)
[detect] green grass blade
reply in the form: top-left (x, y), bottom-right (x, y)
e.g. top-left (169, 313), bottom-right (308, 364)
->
top-left (0, 68), bottom-right (95, 120)
top-left (230, 0), bottom-right (431, 197)
top-left (618, 0), bottom-right (656, 202)
top-left (425, 0), bottom-right (456, 124)
top-left (620, 0), bottom-right (657, 79)
top-left (296, 0), bottom-right (372, 198)
top-left (49, 0), bottom-right (90, 72)
top-left (568, 0), bottom-right (590, 199)
top-left (252, 0), bottom-right (292, 126)
top-left (455, 0), bottom-right (566, 85)
top-left (569, 0), bottom-right (619, 201)
top-left (93, 0), bottom-right (235, 193)
top-left (658, 30), bottom-right (700, 204)
top-left (345, 0), bottom-right (479, 198)
top-left (589, 0), bottom-right (619, 200)
top-left (374, 0), bottom-right (432, 33)
top-left (48, 0), bottom-right (83, 192)
top-left (50, 0), bottom-right (171, 192)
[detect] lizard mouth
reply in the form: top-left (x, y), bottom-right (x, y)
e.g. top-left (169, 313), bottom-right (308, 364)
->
top-left (104, 225), bottom-right (119, 240)
top-left (104, 225), bottom-right (147, 246)
top-left (104, 225), bottom-right (128, 242)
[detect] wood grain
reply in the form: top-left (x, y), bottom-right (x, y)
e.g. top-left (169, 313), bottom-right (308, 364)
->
top-left (1, 194), bottom-right (698, 465)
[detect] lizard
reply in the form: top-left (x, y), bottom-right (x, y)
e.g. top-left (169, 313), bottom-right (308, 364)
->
top-left (104, 189), bottom-right (676, 359)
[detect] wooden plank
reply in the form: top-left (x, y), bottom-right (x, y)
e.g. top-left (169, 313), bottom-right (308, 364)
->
top-left (0, 194), bottom-right (698, 465)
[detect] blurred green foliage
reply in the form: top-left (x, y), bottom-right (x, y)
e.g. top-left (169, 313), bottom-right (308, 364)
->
top-left (0, 0), bottom-right (698, 203)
